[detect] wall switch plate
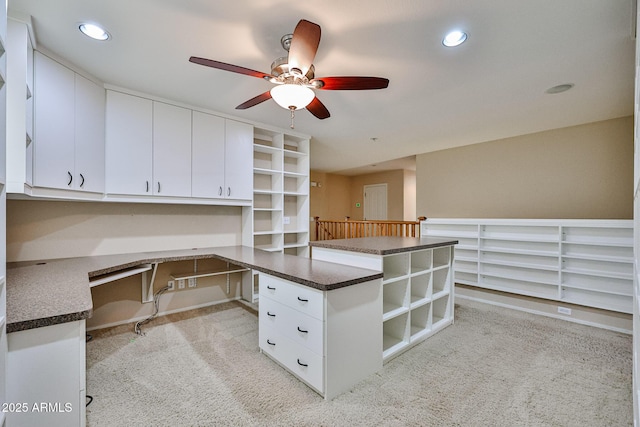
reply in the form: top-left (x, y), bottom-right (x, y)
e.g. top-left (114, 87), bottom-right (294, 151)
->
top-left (283, 216), bottom-right (291, 225)
top-left (167, 280), bottom-right (175, 291)
top-left (188, 278), bottom-right (197, 288)
top-left (557, 306), bottom-right (572, 315)
top-left (178, 279), bottom-right (185, 289)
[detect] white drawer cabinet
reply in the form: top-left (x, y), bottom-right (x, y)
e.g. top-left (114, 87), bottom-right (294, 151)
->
top-left (257, 273), bottom-right (382, 400)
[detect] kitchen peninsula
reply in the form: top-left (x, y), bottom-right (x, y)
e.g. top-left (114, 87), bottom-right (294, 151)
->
top-left (310, 236), bottom-right (458, 361)
top-left (6, 246), bottom-right (383, 426)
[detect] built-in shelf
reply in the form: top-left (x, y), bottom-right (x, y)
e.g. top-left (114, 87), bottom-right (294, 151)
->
top-left (422, 219), bottom-right (633, 314)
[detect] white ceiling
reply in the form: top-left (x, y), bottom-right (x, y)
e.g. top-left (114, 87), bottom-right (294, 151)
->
top-left (8, 0), bottom-right (636, 175)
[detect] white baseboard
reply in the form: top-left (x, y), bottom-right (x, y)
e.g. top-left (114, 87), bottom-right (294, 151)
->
top-left (86, 296), bottom-right (242, 332)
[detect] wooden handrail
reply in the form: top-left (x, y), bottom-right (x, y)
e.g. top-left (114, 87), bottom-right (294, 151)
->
top-left (314, 217), bottom-right (426, 240)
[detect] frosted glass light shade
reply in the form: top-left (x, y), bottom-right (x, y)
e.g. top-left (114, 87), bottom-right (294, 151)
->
top-left (270, 84), bottom-right (315, 110)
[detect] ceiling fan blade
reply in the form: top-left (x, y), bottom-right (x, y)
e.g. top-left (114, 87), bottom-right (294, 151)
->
top-left (312, 76), bottom-right (389, 90)
top-left (236, 91), bottom-right (272, 110)
top-left (189, 56), bottom-right (272, 79)
top-left (288, 20), bottom-right (321, 77)
top-left (306, 96), bottom-right (330, 119)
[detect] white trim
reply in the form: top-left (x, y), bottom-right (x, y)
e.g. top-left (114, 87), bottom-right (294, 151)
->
top-left (455, 294), bottom-right (632, 334)
top-left (85, 296), bottom-right (242, 332)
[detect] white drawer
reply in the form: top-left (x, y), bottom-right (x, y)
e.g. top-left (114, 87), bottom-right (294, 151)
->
top-left (259, 296), bottom-right (324, 356)
top-left (259, 274), bottom-right (324, 320)
top-left (259, 323), bottom-right (324, 393)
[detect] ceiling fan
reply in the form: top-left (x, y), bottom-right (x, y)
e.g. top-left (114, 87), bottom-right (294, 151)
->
top-left (189, 19), bottom-right (389, 128)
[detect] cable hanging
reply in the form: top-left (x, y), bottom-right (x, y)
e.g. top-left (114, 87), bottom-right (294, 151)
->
top-left (134, 285), bottom-right (170, 336)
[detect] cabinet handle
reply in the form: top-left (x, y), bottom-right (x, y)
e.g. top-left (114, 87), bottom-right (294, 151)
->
top-left (297, 327), bottom-right (308, 333)
top-left (227, 187), bottom-right (231, 197)
top-left (267, 285), bottom-right (276, 291)
top-left (67, 171), bottom-right (72, 186)
top-left (218, 186), bottom-right (222, 196)
top-left (157, 182), bottom-right (161, 193)
top-left (267, 339), bottom-right (276, 346)
top-left (146, 181), bottom-right (149, 193)
top-left (267, 311), bottom-right (276, 317)
top-left (297, 296), bottom-right (309, 302)
top-left (79, 173), bottom-right (85, 188)
top-left (297, 359), bottom-right (308, 367)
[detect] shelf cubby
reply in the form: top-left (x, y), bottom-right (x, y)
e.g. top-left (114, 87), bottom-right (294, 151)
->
top-left (383, 253), bottom-right (409, 282)
top-left (432, 246), bottom-right (451, 269)
top-left (432, 267), bottom-right (450, 297)
top-left (410, 271), bottom-right (431, 307)
top-left (383, 312), bottom-right (409, 357)
top-left (382, 278), bottom-right (409, 320)
top-left (410, 303), bottom-right (430, 341)
top-left (432, 295), bottom-right (450, 327)
top-left (410, 249), bottom-right (431, 273)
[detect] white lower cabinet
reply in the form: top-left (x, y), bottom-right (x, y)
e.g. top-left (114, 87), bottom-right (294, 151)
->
top-left (7, 320), bottom-right (86, 427)
top-left (258, 273), bottom-right (382, 399)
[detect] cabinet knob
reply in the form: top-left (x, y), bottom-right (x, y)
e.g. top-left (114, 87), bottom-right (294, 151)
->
top-left (146, 181), bottom-right (149, 193)
top-left (67, 171), bottom-right (73, 186)
top-left (297, 326), bottom-right (308, 334)
top-left (79, 173), bottom-right (85, 188)
top-left (227, 187), bottom-right (231, 197)
top-left (218, 186), bottom-right (222, 196)
top-left (266, 339), bottom-right (276, 346)
top-left (157, 182), bottom-right (161, 193)
top-left (266, 311), bottom-right (276, 317)
top-left (297, 359), bottom-right (308, 367)
top-left (297, 296), bottom-right (309, 302)
top-left (266, 285), bottom-right (276, 291)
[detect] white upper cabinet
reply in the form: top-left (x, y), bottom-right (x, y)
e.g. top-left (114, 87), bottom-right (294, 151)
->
top-left (32, 52), bottom-right (105, 193)
top-left (192, 112), bottom-right (252, 200)
top-left (192, 111), bottom-right (225, 198)
top-left (224, 119), bottom-right (253, 200)
top-left (152, 101), bottom-right (192, 197)
top-left (32, 52), bottom-right (74, 190)
top-left (74, 74), bottom-right (105, 193)
top-left (105, 90), bottom-right (153, 196)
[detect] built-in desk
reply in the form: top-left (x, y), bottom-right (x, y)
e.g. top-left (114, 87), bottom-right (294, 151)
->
top-left (5, 246), bottom-right (383, 425)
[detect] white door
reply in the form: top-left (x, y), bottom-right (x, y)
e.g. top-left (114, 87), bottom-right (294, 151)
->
top-left (105, 91), bottom-right (153, 195)
top-left (224, 119), bottom-right (253, 200)
top-left (364, 184), bottom-right (387, 220)
top-left (152, 101), bottom-right (192, 197)
top-left (192, 111), bottom-right (225, 198)
top-left (74, 73), bottom-right (105, 193)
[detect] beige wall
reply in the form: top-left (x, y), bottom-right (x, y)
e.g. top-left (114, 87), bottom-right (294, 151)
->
top-left (403, 170), bottom-right (416, 221)
top-left (416, 116), bottom-right (633, 219)
top-left (7, 200), bottom-right (244, 329)
top-left (348, 170), bottom-right (405, 220)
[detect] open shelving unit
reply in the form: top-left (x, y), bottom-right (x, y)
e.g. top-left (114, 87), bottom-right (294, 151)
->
top-left (241, 126), bottom-right (310, 303)
top-left (381, 246), bottom-right (454, 361)
top-left (422, 219), bottom-right (634, 314)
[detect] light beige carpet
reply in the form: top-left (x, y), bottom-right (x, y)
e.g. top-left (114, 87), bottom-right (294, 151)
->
top-left (86, 299), bottom-right (632, 426)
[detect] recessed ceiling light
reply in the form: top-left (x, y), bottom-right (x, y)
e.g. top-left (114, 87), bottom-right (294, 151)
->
top-left (79, 23), bottom-right (111, 41)
top-left (545, 83), bottom-right (574, 94)
top-left (443, 30), bottom-right (468, 47)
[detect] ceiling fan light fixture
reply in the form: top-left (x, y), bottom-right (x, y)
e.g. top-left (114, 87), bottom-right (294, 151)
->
top-left (270, 84), bottom-right (315, 110)
top-left (79, 23), bottom-right (110, 41)
top-left (442, 30), bottom-right (467, 47)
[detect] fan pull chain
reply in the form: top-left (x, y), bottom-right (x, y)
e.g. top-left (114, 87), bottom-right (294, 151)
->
top-left (289, 106), bottom-right (296, 129)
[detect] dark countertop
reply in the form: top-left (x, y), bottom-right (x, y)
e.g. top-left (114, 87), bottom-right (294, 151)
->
top-left (309, 236), bottom-right (458, 255)
top-left (6, 246), bottom-right (383, 333)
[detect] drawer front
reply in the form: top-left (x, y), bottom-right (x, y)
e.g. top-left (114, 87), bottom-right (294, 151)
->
top-left (259, 296), bottom-right (324, 356)
top-left (259, 274), bottom-right (324, 320)
top-left (259, 323), bottom-right (324, 393)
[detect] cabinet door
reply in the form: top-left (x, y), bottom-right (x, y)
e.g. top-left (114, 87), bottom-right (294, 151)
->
top-left (152, 101), bottom-right (192, 197)
top-left (74, 74), bottom-right (105, 193)
top-left (105, 91), bottom-right (152, 195)
top-left (191, 111), bottom-right (225, 198)
top-left (224, 119), bottom-right (253, 200)
top-left (33, 52), bottom-right (75, 190)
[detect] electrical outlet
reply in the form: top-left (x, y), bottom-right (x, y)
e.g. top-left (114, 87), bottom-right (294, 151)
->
top-left (557, 306), bottom-right (572, 315)
top-left (283, 216), bottom-right (291, 225)
top-left (178, 279), bottom-right (185, 289)
top-left (188, 277), bottom-right (197, 288)
top-left (167, 280), bottom-right (175, 291)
